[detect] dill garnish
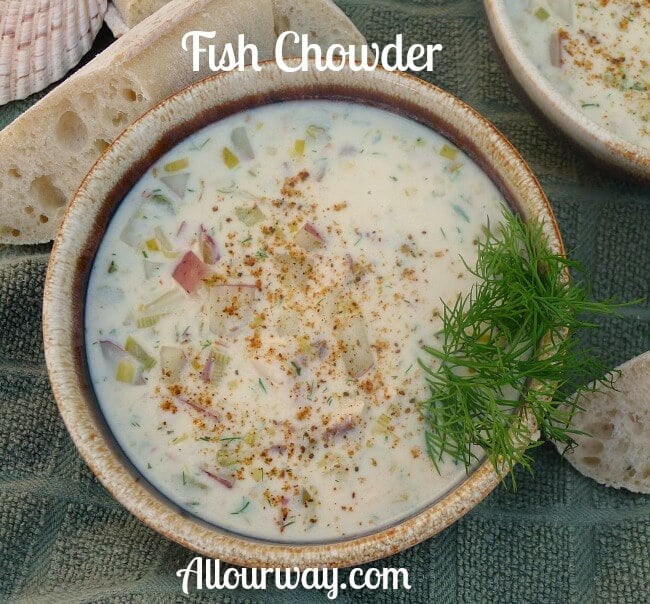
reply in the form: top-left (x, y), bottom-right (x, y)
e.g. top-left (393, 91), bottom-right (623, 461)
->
top-left (231, 499), bottom-right (250, 515)
top-left (419, 211), bottom-right (631, 484)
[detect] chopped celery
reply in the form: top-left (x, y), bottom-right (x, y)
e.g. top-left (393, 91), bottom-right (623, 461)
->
top-left (153, 226), bottom-right (177, 258)
top-left (115, 359), bottom-right (136, 383)
top-left (235, 205), bottom-right (266, 226)
top-left (164, 158), bottom-right (189, 172)
top-left (184, 473), bottom-right (208, 490)
top-left (231, 127), bottom-right (255, 160)
top-left (223, 147), bottom-right (240, 169)
top-left (136, 314), bottom-right (162, 329)
top-left (216, 447), bottom-right (239, 467)
top-left (251, 468), bottom-right (264, 482)
top-left (125, 336), bottom-right (156, 370)
top-left (211, 351), bottom-right (231, 380)
top-left (293, 139), bottom-right (306, 157)
top-left (150, 193), bottom-right (174, 213)
top-left (301, 488), bottom-right (315, 506)
top-left (145, 238), bottom-right (160, 251)
top-left (535, 7), bottom-right (550, 20)
top-left (439, 144), bottom-right (459, 160)
top-left (373, 413), bottom-right (392, 434)
top-left (306, 125), bottom-right (326, 139)
top-left (244, 429), bottom-right (257, 446)
top-left (140, 289), bottom-right (184, 314)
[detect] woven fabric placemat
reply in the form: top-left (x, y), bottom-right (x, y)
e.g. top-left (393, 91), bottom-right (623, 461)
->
top-left (1, 2), bottom-right (648, 602)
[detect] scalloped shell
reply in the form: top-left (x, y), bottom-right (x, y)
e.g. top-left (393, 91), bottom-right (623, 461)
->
top-left (0, 0), bottom-right (107, 105)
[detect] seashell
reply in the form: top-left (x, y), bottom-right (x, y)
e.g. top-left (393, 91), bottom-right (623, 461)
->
top-left (0, 0), bottom-right (107, 105)
top-left (103, 2), bottom-right (128, 39)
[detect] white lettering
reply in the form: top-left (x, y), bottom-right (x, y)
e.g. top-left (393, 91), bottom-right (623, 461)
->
top-left (183, 31), bottom-right (441, 74)
top-left (325, 44), bottom-right (346, 72)
top-left (427, 43), bottom-right (444, 69)
top-left (237, 34), bottom-right (260, 70)
top-left (275, 568), bottom-right (301, 590)
top-left (222, 566), bottom-right (241, 589)
top-left (380, 34), bottom-right (406, 71)
top-left (348, 44), bottom-right (380, 72)
top-left (176, 556), bottom-right (203, 594)
top-left (181, 31), bottom-right (216, 72)
top-left (383, 567), bottom-right (412, 590)
top-left (348, 567), bottom-right (365, 590)
top-left (323, 568), bottom-right (339, 600)
top-left (176, 558), bottom-right (410, 596)
top-left (203, 559), bottom-right (219, 590)
top-left (275, 31), bottom-right (303, 72)
top-left (407, 44), bottom-right (426, 69)
top-left (181, 31), bottom-right (260, 72)
top-left (365, 568), bottom-right (382, 590)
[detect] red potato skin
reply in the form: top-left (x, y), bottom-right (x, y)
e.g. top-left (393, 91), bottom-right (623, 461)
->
top-left (172, 251), bottom-right (209, 293)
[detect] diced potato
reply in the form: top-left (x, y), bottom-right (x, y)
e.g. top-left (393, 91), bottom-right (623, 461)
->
top-left (294, 223), bottom-right (325, 251)
top-left (235, 204), bottom-right (266, 226)
top-left (208, 284), bottom-right (257, 336)
top-left (160, 173), bottom-right (189, 199)
top-left (231, 127), bottom-right (255, 160)
top-left (273, 253), bottom-right (313, 287)
top-left (160, 346), bottom-right (185, 383)
top-left (439, 144), bottom-right (458, 161)
top-left (333, 295), bottom-right (374, 379)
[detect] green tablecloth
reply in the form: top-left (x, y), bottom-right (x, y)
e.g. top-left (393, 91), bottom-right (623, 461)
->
top-left (1, 1), bottom-right (648, 602)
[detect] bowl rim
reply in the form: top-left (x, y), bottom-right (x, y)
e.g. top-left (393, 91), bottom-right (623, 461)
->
top-left (484, 0), bottom-right (650, 180)
top-left (43, 59), bottom-right (563, 568)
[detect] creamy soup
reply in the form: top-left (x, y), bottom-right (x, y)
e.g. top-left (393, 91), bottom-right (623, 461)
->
top-left (85, 100), bottom-right (507, 542)
top-left (507, 0), bottom-right (650, 149)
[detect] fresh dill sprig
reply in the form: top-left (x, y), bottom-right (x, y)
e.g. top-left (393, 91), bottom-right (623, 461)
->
top-left (418, 210), bottom-right (632, 485)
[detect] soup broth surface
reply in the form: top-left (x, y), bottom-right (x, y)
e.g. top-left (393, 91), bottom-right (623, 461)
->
top-left (507, 1), bottom-right (650, 150)
top-left (86, 100), bottom-right (507, 541)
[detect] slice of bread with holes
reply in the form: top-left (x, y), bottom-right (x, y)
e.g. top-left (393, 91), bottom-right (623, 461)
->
top-left (0, 0), bottom-right (367, 244)
top-left (555, 351), bottom-right (650, 493)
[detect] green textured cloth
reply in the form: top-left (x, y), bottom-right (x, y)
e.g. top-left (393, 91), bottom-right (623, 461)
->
top-left (1, 1), bottom-right (649, 602)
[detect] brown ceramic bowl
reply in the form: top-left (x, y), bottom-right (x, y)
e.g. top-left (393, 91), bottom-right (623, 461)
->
top-left (484, 0), bottom-right (650, 181)
top-left (43, 61), bottom-right (563, 568)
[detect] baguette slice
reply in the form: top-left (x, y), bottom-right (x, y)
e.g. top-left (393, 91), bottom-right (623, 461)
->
top-left (555, 351), bottom-right (650, 493)
top-left (0, 0), bottom-right (276, 244)
top-left (271, 0), bottom-right (368, 55)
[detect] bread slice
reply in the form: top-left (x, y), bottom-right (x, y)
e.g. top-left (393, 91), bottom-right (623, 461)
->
top-left (271, 0), bottom-right (368, 55)
top-left (555, 351), bottom-right (650, 493)
top-left (0, 0), bottom-right (368, 244)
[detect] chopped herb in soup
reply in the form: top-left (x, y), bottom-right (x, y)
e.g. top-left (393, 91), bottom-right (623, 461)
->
top-left (508, 0), bottom-right (650, 149)
top-left (85, 100), bottom-right (509, 541)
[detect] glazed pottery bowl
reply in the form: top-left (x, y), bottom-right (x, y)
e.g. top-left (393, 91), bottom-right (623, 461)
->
top-left (43, 60), bottom-right (563, 568)
top-left (484, 0), bottom-right (650, 181)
